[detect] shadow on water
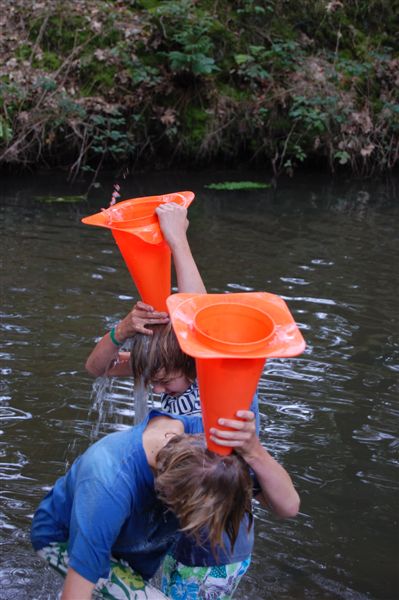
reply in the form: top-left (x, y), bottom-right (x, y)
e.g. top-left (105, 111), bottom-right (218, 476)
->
top-left (1, 170), bottom-right (398, 599)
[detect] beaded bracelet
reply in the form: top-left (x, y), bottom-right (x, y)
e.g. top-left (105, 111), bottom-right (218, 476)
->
top-left (110, 326), bottom-right (123, 347)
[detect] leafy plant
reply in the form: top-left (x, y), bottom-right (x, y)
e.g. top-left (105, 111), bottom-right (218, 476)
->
top-left (34, 194), bottom-right (87, 203)
top-left (205, 181), bottom-right (271, 190)
top-left (0, 118), bottom-right (12, 143)
top-left (0, 0), bottom-right (397, 178)
top-left (153, 1), bottom-right (219, 75)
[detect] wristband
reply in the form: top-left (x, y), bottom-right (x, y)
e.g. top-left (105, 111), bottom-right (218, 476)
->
top-left (110, 326), bottom-right (123, 347)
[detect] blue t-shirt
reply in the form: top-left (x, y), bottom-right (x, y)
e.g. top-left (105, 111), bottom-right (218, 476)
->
top-left (31, 410), bottom-right (203, 583)
top-left (161, 382), bottom-right (260, 566)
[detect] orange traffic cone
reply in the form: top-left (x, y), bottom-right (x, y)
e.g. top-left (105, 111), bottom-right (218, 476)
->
top-left (82, 192), bottom-right (194, 311)
top-left (167, 292), bottom-right (306, 455)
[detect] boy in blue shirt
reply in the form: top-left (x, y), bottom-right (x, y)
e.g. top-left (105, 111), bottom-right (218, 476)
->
top-left (32, 406), bottom-right (299, 600)
top-left (84, 203), bottom-right (264, 597)
top-left (84, 203), bottom-right (303, 598)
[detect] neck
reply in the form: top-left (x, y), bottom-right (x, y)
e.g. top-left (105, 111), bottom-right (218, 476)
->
top-left (143, 416), bottom-right (184, 468)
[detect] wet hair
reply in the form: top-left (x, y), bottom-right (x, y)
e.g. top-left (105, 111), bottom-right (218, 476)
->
top-left (130, 323), bottom-right (196, 385)
top-left (155, 434), bottom-right (253, 552)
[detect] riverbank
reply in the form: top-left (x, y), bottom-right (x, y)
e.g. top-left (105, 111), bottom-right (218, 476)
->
top-left (1, 0), bottom-right (398, 179)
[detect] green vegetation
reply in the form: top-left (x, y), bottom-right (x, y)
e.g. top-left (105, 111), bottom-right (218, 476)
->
top-left (1, 0), bottom-right (398, 178)
top-left (34, 194), bottom-right (87, 203)
top-left (205, 181), bottom-right (271, 190)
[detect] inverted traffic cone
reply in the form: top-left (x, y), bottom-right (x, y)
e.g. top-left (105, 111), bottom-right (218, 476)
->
top-left (167, 292), bottom-right (306, 455)
top-left (82, 191), bottom-right (194, 311)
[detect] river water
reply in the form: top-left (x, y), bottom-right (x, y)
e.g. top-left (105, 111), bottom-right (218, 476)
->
top-left (1, 170), bottom-right (398, 599)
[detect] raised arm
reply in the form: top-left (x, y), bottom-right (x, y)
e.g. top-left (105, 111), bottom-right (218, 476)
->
top-left (85, 301), bottom-right (169, 377)
top-left (156, 202), bottom-right (206, 294)
top-left (209, 411), bottom-right (300, 518)
top-left (86, 202), bottom-right (205, 378)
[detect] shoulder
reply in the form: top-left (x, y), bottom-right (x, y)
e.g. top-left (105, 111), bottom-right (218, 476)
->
top-left (178, 414), bottom-right (204, 434)
top-left (77, 427), bottom-right (141, 484)
top-left (149, 410), bottom-right (203, 432)
top-left (145, 415), bottom-right (184, 436)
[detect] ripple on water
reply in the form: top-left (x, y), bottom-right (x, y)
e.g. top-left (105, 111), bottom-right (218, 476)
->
top-left (0, 406), bottom-right (32, 423)
top-left (2, 177), bottom-right (398, 600)
top-left (0, 323), bottom-right (31, 334)
top-left (277, 404), bottom-right (314, 420)
top-left (0, 564), bottom-right (63, 600)
top-left (226, 282), bottom-right (255, 291)
top-left (352, 425), bottom-right (396, 443)
top-left (0, 450), bottom-right (29, 481)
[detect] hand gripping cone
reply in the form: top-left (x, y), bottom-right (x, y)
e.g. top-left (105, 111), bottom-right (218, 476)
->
top-left (82, 191), bottom-right (194, 311)
top-left (167, 292), bottom-right (306, 455)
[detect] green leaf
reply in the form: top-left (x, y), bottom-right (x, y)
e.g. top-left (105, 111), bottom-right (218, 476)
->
top-left (334, 151), bottom-right (350, 165)
top-left (0, 118), bottom-right (13, 142)
top-left (234, 54), bottom-right (253, 65)
top-left (34, 195), bottom-right (87, 204)
top-left (205, 181), bottom-right (271, 190)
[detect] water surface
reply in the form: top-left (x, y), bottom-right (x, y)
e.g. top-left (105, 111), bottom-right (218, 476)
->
top-left (1, 171), bottom-right (398, 599)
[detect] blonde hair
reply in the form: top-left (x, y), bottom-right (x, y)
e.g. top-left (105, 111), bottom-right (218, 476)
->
top-left (155, 434), bottom-right (253, 552)
top-left (130, 323), bottom-right (196, 385)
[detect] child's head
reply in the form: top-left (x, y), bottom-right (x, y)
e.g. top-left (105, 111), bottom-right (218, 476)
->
top-left (154, 434), bottom-right (253, 551)
top-left (130, 323), bottom-right (196, 394)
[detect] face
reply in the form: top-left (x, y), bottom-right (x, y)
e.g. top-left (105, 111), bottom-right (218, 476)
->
top-left (151, 370), bottom-right (191, 396)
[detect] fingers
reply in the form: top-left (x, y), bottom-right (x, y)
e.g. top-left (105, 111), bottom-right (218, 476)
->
top-left (210, 428), bottom-right (252, 442)
top-left (135, 301), bottom-right (155, 312)
top-left (209, 410), bottom-right (256, 449)
top-left (236, 410), bottom-right (256, 421)
top-left (121, 301), bottom-right (169, 338)
top-left (132, 318), bottom-right (168, 336)
top-left (156, 202), bottom-right (187, 215)
top-left (156, 203), bottom-right (189, 234)
top-left (133, 301), bottom-right (169, 319)
top-left (145, 317), bottom-right (170, 324)
top-left (217, 411), bottom-right (256, 429)
top-left (209, 436), bottom-right (245, 448)
top-left (209, 424), bottom-right (254, 440)
top-left (135, 325), bottom-right (154, 336)
top-left (135, 312), bottom-right (169, 321)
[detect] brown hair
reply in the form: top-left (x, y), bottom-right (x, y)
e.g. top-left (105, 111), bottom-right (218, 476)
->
top-left (154, 434), bottom-right (253, 552)
top-left (130, 323), bottom-right (196, 385)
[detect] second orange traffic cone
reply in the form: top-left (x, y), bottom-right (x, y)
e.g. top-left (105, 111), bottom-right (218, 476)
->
top-left (167, 292), bottom-right (306, 455)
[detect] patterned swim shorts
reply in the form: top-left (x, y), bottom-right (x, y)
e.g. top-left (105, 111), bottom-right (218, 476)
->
top-left (37, 542), bottom-right (168, 599)
top-left (161, 552), bottom-right (251, 599)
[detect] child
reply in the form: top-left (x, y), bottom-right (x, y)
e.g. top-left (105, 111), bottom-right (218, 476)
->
top-left (85, 202), bottom-right (206, 380)
top-left (85, 203), bottom-right (259, 425)
top-left (84, 203), bottom-right (265, 598)
top-left (31, 405), bottom-right (299, 600)
top-left (128, 322), bottom-right (265, 599)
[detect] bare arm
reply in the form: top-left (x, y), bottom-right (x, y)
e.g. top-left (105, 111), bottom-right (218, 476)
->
top-left (61, 567), bottom-right (95, 600)
top-left (156, 202), bottom-right (206, 294)
top-left (210, 411), bottom-right (300, 518)
top-left (86, 203), bottom-right (205, 378)
top-left (85, 302), bottom-right (169, 377)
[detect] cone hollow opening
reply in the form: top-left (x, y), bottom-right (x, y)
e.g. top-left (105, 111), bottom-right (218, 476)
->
top-left (103, 193), bottom-right (189, 230)
top-left (107, 199), bottom-right (160, 229)
top-left (193, 303), bottom-right (275, 353)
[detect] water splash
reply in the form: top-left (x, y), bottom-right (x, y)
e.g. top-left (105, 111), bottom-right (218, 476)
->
top-left (110, 183), bottom-right (121, 206)
top-left (133, 377), bottom-right (150, 425)
top-left (100, 180), bottom-right (123, 224)
top-left (88, 376), bottom-right (116, 440)
top-left (109, 168), bottom-right (129, 208)
top-left (88, 335), bottom-right (152, 435)
top-left (124, 336), bottom-right (151, 425)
